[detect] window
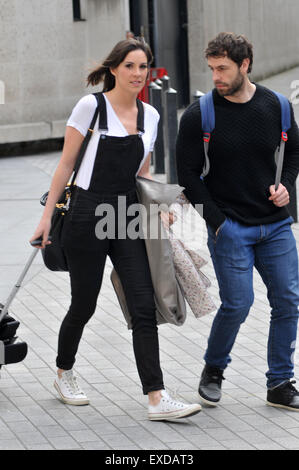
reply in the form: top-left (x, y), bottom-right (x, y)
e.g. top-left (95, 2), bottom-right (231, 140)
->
top-left (73, 0), bottom-right (85, 21)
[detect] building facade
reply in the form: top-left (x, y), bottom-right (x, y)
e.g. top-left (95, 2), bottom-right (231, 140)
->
top-left (0, 0), bottom-right (299, 149)
top-left (188, 0), bottom-right (299, 95)
top-left (0, 0), bottom-right (130, 148)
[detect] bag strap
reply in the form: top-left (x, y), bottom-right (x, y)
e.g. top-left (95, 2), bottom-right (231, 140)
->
top-left (199, 91), bottom-right (215, 178)
top-left (199, 89), bottom-right (292, 188)
top-left (40, 95), bottom-right (100, 208)
top-left (271, 90), bottom-right (291, 190)
top-left (70, 94), bottom-right (100, 186)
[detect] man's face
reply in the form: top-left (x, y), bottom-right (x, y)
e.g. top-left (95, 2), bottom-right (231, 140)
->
top-left (207, 55), bottom-right (248, 97)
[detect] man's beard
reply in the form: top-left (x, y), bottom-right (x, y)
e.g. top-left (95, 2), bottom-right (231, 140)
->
top-left (216, 72), bottom-right (244, 97)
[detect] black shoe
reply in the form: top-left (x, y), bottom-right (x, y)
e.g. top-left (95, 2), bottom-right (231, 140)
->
top-left (198, 364), bottom-right (225, 406)
top-left (267, 380), bottom-right (299, 411)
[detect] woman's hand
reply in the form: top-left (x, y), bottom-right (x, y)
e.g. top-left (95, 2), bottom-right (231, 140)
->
top-left (160, 211), bottom-right (176, 229)
top-left (29, 217), bottom-right (52, 249)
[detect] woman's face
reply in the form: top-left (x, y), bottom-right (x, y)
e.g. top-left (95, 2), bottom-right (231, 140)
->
top-left (111, 49), bottom-right (149, 94)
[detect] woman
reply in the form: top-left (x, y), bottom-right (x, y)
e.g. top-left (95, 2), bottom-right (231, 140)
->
top-left (30, 38), bottom-right (201, 421)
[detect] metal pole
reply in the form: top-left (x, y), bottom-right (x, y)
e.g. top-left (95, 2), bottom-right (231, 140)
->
top-left (160, 75), bottom-right (170, 93)
top-left (165, 87), bottom-right (178, 184)
top-left (152, 0), bottom-right (160, 66)
top-left (160, 75), bottom-right (171, 171)
top-left (288, 185), bottom-right (298, 222)
top-left (192, 90), bottom-right (205, 102)
top-left (149, 81), bottom-right (165, 174)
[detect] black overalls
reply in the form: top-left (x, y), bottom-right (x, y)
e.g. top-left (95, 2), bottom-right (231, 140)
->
top-left (58, 93), bottom-right (164, 395)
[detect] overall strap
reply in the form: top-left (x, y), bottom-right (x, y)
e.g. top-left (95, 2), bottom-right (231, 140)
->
top-left (199, 91), bottom-right (215, 178)
top-left (136, 98), bottom-right (145, 134)
top-left (271, 90), bottom-right (291, 190)
top-left (94, 92), bottom-right (144, 134)
top-left (93, 92), bottom-right (108, 132)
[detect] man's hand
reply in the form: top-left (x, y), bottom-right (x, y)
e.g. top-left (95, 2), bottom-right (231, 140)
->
top-left (160, 211), bottom-right (176, 229)
top-left (269, 184), bottom-right (290, 207)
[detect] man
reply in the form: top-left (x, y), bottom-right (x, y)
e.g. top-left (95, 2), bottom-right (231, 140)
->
top-left (176, 32), bottom-right (299, 411)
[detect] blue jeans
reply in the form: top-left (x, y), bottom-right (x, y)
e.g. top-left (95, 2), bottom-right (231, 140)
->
top-left (205, 216), bottom-right (299, 388)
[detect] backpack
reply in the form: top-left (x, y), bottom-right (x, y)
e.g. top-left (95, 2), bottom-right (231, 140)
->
top-left (199, 89), bottom-right (291, 190)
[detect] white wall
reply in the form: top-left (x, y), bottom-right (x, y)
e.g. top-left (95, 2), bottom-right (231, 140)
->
top-left (0, 0), bottom-right (129, 144)
top-left (2, 0), bottom-right (299, 144)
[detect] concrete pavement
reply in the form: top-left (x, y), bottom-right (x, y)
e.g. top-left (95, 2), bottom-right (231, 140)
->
top-left (0, 67), bottom-right (299, 450)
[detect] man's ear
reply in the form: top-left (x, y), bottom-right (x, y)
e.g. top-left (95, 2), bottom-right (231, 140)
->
top-left (241, 58), bottom-right (250, 74)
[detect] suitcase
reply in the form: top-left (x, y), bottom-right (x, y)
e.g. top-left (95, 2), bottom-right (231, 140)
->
top-left (0, 245), bottom-right (41, 369)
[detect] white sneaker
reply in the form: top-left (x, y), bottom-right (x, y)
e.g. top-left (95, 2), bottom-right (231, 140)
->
top-left (148, 390), bottom-right (201, 421)
top-left (54, 370), bottom-right (89, 406)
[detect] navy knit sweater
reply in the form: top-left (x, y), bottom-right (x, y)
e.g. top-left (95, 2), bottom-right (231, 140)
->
top-left (176, 84), bottom-right (299, 230)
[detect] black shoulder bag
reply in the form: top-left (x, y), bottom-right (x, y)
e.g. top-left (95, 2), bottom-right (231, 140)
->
top-left (40, 95), bottom-right (101, 271)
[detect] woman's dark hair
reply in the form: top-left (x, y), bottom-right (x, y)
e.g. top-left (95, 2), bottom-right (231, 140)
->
top-left (87, 38), bottom-right (153, 90)
top-left (205, 32), bottom-right (253, 73)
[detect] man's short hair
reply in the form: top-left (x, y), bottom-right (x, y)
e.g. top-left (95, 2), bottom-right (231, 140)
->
top-left (205, 32), bottom-right (253, 73)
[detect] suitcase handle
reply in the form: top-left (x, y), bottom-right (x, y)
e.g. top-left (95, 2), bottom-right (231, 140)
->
top-left (0, 248), bottom-right (40, 324)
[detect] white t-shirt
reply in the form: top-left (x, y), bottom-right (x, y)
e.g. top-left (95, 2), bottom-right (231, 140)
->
top-left (66, 93), bottom-right (160, 190)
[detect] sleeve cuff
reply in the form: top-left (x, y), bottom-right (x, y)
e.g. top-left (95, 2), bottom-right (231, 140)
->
top-left (198, 200), bottom-right (226, 231)
top-left (281, 179), bottom-right (295, 196)
top-left (66, 120), bottom-right (87, 137)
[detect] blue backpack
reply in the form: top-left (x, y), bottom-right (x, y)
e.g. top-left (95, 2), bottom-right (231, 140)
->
top-left (199, 90), bottom-right (291, 190)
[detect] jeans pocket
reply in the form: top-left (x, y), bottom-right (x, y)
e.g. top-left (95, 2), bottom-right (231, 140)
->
top-left (288, 216), bottom-right (294, 224)
top-left (217, 218), bottom-right (228, 234)
top-left (214, 218), bottom-right (229, 244)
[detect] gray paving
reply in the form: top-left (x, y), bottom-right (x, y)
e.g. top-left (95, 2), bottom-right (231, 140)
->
top-left (0, 68), bottom-right (299, 450)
